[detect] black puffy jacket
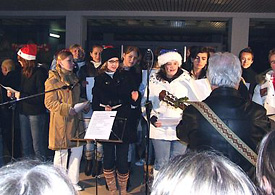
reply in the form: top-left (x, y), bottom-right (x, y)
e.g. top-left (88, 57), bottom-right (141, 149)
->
top-left (176, 87), bottom-right (270, 172)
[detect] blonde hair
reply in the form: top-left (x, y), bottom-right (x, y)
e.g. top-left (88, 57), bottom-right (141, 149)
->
top-left (56, 49), bottom-right (73, 68)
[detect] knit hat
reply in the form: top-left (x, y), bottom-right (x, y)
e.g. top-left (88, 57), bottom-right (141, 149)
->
top-left (17, 44), bottom-right (37, 60)
top-left (101, 48), bottom-right (120, 64)
top-left (158, 49), bottom-right (182, 66)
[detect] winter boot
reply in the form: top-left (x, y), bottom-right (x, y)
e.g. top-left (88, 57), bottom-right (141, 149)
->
top-left (84, 150), bottom-right (93, 176)
top-left (92, 159), bottom-right (103, 177)
top-left (117, 171), bottom-right (129, 195)
top-left (104, 169), bottom-right (117, 195)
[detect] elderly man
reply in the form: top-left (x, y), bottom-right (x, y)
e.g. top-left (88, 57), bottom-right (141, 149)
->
top-left (176, 52), bottom-right (270, 176)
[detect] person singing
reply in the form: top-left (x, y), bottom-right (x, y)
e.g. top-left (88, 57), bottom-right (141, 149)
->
top-left (44, 49), bottom-right (89, 191)
top-left (92, 47), bottom-right (140, 195)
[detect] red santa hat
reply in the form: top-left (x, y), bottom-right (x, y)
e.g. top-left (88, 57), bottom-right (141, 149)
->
top-left (17, 44), bottom-right (37, 60)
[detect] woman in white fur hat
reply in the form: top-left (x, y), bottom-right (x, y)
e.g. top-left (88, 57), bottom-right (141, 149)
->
top-left (141, 49), bottom-right (201, 177)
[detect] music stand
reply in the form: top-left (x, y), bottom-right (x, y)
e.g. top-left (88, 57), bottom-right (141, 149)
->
top-left (72, 114), bottom-right (127, 195)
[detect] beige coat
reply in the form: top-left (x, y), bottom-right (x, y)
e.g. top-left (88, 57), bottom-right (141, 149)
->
top-left (44, 66), bottom-right (85, 150)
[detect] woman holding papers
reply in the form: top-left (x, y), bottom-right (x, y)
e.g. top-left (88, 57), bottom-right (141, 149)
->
top-left (142, 49), bottom-right (202, 178)
top-left (7, 44), bottom-right (48, 160)
top-left (44, 49), bottom-right (89, 191)
top-left (92, 47), bottom-right (140, 195)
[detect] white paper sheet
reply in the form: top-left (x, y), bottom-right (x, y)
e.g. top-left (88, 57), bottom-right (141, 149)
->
top-left (158, 117), bottom-right (181, 126)
top-left (84, 111), bottom-right (117, 140)
top-left (86, 77), bottom-right (95, 101)
top-left (74, 101), bottom-right (90, 113)
top-left (0, 84), bottom-right (19, 93)
top-left (191, 78), bottom-right (212, 101)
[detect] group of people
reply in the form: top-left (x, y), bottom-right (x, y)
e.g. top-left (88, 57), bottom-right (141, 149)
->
top-left (0, 42), bottom-right (274, 195)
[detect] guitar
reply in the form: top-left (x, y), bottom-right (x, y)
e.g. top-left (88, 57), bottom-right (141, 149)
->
top-left (158, 90), bottom-right (189, 110)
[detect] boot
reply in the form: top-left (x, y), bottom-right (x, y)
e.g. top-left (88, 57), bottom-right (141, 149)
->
top-left (117, 171), bottom-right (129, 195)
top-left (85, 149), bottom-right (93, 176)
top-left (85, 159), bottom-right (93, 176)
top-left (104, 169), bottom-right (117, 195)
top-left (92, 160), bottom-right (103, 177)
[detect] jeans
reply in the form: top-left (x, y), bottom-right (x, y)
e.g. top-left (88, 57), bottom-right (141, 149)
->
top-left (53, 146), bottom-right (83, 185)
top-left (19, 113), bottom-right (46, 160)
top-left (85, 141), bottom-right (103, 161)
top-left (152, 139), bottom-right (187, 170)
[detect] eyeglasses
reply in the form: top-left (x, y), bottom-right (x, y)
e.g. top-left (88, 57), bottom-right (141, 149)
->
top-left (108, 60), bottom-right (119, 64)
top-left (159, 49), bottom-right (178, 55)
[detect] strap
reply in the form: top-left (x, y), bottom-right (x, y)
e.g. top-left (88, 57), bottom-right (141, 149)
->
top-left (188, 101), bottom-right (257, 166)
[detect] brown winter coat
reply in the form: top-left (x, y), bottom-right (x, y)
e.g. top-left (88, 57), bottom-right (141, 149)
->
top-left (44, 66), bottom-right (85, 150)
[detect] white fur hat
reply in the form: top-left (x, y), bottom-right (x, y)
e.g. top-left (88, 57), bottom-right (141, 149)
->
top-left (158, 50), bottom-right (182, 66)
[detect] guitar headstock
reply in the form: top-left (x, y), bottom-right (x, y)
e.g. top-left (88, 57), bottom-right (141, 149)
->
top-left (159, 90), bottom-right (177, 107)
top-left (159, 90), bottom-right (188, 110)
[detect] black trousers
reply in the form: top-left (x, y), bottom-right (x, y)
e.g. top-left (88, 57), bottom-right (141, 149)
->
top-left (103, 142), bottom-right (129, 174)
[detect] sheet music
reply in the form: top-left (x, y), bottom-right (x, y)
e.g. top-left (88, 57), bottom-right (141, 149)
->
top-left (192, 78), bottom-right (211, 101)
top-left (0, 84), bottom-right (19, 94)
top-left (158, 117), bottom-right (181, 126)
top-left (74, 101), bottom-right (89, 113)
top-left (100, 103), bottom-right (122, 109)
top-left (85, 111), bottom-right (117, 140)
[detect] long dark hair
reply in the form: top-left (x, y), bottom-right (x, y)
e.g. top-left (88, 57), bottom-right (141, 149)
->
top-left (190, 46), bottom-right (210, 79)
top-left (18, 55), bottom-right (36, 78)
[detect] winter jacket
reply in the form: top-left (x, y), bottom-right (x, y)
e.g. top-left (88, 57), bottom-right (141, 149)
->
top-left (252, 70), bottom-right (275, 115)
top-left (143, 68), bottom-right (210, 141)
top-left (44, 65), bottom-right (85, 150)
top-left (18, 66), bottom-right (48, 115)
top-left (177, 87), bottom-right (270, 172)
top-left (92, 70), bottom-right (141, 143)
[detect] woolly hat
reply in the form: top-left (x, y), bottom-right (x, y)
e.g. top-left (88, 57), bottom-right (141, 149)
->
top-left (101, 48), bottom-right (120, 64)
top-left (158, 50), bottom-right (182, 66)
top-left (17, 44), bottom-right (37, 60)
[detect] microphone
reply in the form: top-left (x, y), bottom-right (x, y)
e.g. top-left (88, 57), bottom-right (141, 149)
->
top-left (61, 81), bottom-right (79, 90)
top-left (61, 84), bottom-right (73, 90)
top-left (144, 49), bottom-right (154, 70)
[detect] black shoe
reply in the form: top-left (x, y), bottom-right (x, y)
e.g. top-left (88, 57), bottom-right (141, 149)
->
top-left (126, 179), bottom-right (131, 191)
top-left (85, 159), bottom-right (93, 176)
top-left (105, 182), bottom-right (109, 191)
top-left (127, 175), bottom-right (131, 191)
top-left (92, 160), bottom-right (102, 177)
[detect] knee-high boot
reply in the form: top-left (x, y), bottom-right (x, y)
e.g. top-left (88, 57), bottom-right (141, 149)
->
top-left (117, 171), bottom-right (129, 195)
top-left (104, 169), bottom-right (117, 195)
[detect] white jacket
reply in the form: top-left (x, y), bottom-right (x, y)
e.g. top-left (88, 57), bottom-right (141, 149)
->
top-left (252, 70), bottom-right (275, 115)
top-left (142, 69), bottom-right (211, 140)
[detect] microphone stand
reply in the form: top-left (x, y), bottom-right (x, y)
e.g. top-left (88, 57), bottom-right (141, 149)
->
top-left (0, 84), bottom-right (74, 160)
top-left (144, 49), bottom-right (154, 194)
top-left (0, 85), bottom-right (73, 106)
